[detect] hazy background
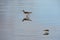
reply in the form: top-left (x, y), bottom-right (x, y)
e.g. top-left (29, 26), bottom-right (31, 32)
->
top-left (0, 0), bottom-right (60, 40)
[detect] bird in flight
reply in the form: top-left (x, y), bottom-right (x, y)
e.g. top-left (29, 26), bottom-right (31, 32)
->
top-left (43, 29), bottom-right (49, 35)
top-left (22, 18), bottom-right (32, 22)
top-left (22, 10), bottom-right (32, 14)
top-left (22, 10), bottom-right (32, 22)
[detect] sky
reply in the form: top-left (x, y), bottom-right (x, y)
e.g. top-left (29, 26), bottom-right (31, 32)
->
top-left (17, 0), bottom-right (60, 26)
top-left (0, 0), bottom-right (60, 40)
top-left (16, 0), bottom-right (60, 40)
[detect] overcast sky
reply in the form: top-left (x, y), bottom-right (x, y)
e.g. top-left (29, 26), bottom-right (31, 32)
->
top-left (0, 0), bottom-right (60, 40)
top-left (15, 0), bottom-right (60, 40)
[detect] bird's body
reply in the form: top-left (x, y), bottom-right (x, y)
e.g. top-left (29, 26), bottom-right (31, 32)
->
top-left (44, 29), bottom-right (49, 31)
top-left (22, 10), bottom-right (32, 14)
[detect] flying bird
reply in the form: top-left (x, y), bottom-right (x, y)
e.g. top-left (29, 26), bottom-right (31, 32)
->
top-left (22, 18), bottom-right (32, 22)
top-left (22, 10), bottom-right (32, 14)
top-left (43, 29), bottom-right (49, 31)
top-left (43, 29), bottom-right (49, 35)
top-left (22, 10), bottom-right (32, 22)
top-left (43, 33), bottom-right (49, 35)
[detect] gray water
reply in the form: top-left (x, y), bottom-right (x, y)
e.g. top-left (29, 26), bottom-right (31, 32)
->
top-left (0, 0), bottom-right (60, 40)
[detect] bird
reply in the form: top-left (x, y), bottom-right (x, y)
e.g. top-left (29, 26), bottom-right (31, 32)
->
top-left (22, 10), bottom-right (32, 14)
top-left (43, 29), bottom-right (49, 31)
top-left (43, 29), bottom-right (49, 35)
top-left (22, 18), bottom-right (32, 22)
top-left (43, 33), bottom-right (49, 35)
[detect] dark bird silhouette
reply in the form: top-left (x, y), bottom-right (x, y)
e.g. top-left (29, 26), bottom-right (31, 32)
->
top-left (22, 18), bottom-right (32, 22)
top-left (43, 29), bottom-right (49, 35)
top-left (43, 33), bottom-right (49, 35)
top-left (22, 10), bottom-right (32, 14)
top-left (43, 29), bottom-right (49, 31)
